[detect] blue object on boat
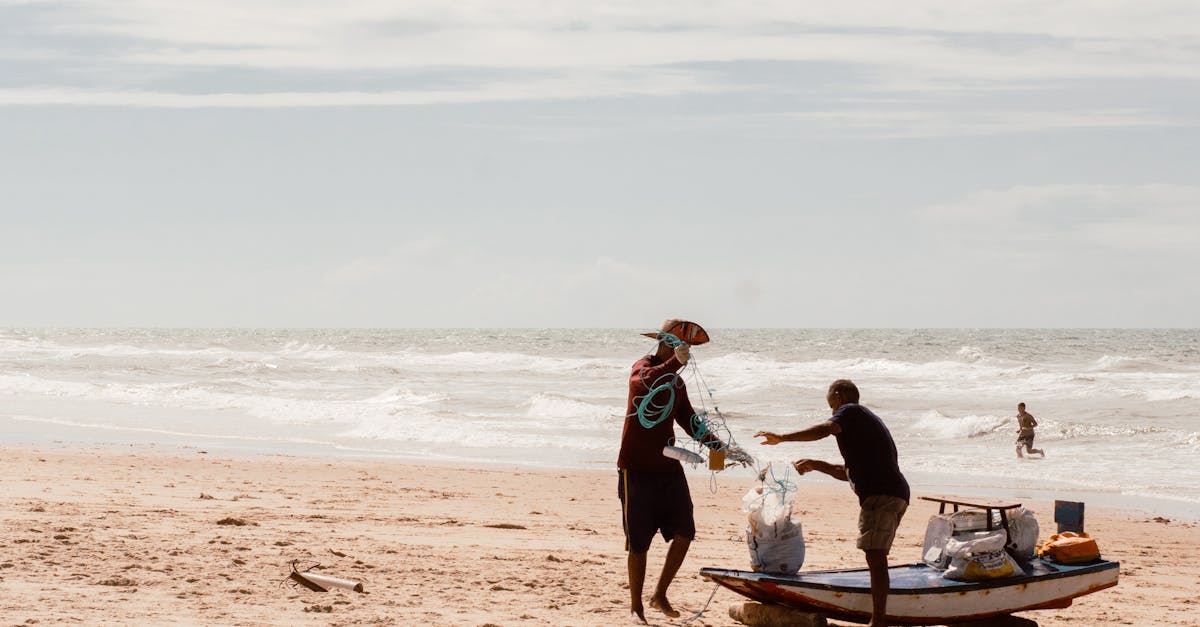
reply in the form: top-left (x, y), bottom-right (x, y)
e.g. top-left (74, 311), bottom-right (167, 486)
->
top-left (1055, 500), bottom-right (1085, 533)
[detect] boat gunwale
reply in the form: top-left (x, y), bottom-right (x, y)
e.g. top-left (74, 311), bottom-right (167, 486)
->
top-left (700, 558), bottom-right (1119, 596)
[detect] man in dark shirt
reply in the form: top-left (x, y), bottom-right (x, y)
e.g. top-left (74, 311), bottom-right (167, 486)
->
top-left (617, 319), bottom-right (728, 624)
top-left (755, 379), bottom-right (909, 627)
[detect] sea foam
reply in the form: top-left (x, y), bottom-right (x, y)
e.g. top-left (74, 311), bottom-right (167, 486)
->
top-left (2, 328), bottom-right (1198, 517)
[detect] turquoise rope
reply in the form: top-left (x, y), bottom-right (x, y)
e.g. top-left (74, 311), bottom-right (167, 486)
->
top-left (658, 331), bottom-right (683, 348)
top-left (632, 332), bottom-right (685, 429)
top-left (763, 463), bottom-right (797, 500)
top-left (635, 372), bottom-right (679, 429)
top-left (690, 411), bottom-right (709, 441)
top-left (631, 330), bottom-right (755, 470)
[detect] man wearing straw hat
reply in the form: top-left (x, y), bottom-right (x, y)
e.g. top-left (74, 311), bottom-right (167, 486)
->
top-left (756, 379), bottom-right (909, 627)
top-left (617, 319), bottom-right (723, 624)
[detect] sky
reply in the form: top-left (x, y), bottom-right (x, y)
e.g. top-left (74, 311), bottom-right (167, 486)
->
top-left (2, 1), bottom-right (1198, 328)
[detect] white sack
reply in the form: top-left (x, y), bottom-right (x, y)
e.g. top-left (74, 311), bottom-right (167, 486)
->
top-left (743, 484), bottom-right (805, 575)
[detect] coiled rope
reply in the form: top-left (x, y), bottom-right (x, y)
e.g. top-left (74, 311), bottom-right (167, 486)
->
top-left (631, 331), bottom-right (754, 471)
top-left (632, 332), bottom-right (685, 429)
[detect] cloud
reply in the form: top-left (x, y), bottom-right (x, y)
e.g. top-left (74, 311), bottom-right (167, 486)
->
top-left (783, 107), bottom-right (1189, 139)
top-left (4, 0), bottom-right (1199, 110)
top-left (312, 248), bottom-right (756, 327)
top-left (23, 1), bottom-right (1200, 51)
top-left (920, 183), bottom-right (1200, 255)
top-left (0, 67), bottom-right (726, 106)
top-left (323, 257), bottom-right (384, 284)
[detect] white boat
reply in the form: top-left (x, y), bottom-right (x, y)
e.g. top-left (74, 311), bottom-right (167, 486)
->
top-left (701, 558), bottom-right (1119, 624)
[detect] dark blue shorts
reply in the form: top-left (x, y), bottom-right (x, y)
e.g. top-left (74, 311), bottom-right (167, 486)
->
top-left (618, 468), bottom-right (695, 553)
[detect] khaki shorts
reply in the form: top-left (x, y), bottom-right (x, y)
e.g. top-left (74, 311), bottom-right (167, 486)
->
top-left (857, 495), bottom-right (908, 552)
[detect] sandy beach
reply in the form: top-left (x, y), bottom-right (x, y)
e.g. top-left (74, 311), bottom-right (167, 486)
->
top-left (1, 445), bottom-right (1197, 626)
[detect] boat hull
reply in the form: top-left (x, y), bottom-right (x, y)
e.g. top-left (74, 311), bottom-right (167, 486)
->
top-left (701, 558), bottom-right (1118, 625)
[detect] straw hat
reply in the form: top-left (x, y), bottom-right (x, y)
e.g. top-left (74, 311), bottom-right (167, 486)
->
top-left (640, 319), bottom-right (710, 345)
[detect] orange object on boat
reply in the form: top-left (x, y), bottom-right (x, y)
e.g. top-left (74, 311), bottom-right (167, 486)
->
top-left (1037, 531), bottom-right (1100, 564)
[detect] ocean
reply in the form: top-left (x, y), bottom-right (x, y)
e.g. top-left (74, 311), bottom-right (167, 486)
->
top-left (2, 328), bottom-right (1197, 519)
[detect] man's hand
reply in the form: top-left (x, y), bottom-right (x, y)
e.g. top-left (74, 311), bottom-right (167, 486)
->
top-left (791, 458), bottom-right (847, 481)
top-left (673, 343), bottom-right (690, 365)
top-left (755, 431), bottom-right (784, 445)
top-left (792, 459), bottom-right (819, 475)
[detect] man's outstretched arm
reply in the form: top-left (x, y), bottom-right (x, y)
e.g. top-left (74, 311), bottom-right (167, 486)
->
top-left (755, 420), bottom-right (841, 445)
top-left (792, 458), bottom-right (848, 481)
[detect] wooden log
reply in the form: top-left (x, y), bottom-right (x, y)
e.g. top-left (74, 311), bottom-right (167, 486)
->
top-left (956, 614), bottom-right (1038, 626)
top-left (728, 602), bottom-right (828, 627)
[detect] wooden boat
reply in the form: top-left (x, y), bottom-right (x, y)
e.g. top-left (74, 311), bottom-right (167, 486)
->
top-left (702, 557), bottom-right (1118, 625)
top-left (705, 496), bottom-right (1118, 625)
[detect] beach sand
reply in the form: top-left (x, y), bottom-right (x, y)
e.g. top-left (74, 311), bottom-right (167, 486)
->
top-left (1, 446), bottom-right (1197, 626)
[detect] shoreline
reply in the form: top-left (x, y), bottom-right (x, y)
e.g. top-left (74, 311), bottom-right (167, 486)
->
top-left (9, 430), bottom-right (1199, 523)
top-left (2, 444), bottom-right (1198, 625)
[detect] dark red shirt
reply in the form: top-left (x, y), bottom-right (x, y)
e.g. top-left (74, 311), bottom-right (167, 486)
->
top-left (617, 354), bottom-right (700, 472)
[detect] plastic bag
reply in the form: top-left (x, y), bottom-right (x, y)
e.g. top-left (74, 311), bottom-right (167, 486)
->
top-left (943, 530), bottom-right (1025, 581)
top-left (921, 514), bottom-right (956, 569)
top-left (1004, 507), bottom-right (1040, 561)
top-left (948, 508), bottom-right (996, 532)
top-left (743, 484), bottom-right (805, 575)
top-left (925, 507), bottom-right (1040, 571)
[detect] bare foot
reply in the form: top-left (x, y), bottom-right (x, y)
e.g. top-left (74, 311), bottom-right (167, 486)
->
top-left (630, 603), bottom-right (647, 624)
top-left (649, 595), bottom-right (681, 618)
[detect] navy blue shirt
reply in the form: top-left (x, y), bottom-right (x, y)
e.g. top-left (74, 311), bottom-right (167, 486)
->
top-left (829, 403), bottom-right (910, 505)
